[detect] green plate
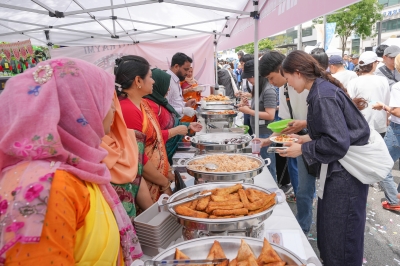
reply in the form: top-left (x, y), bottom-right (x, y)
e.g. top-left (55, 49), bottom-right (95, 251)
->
top-left (267, 119), bottom-right (293, 133)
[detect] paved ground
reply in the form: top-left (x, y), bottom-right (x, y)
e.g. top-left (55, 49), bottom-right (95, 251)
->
top-left (288, 161), bottom-right (400, 266)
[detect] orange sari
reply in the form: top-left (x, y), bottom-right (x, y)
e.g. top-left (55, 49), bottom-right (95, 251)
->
top-left (140, 100), bottom-right (169, 202)
top-left (180, 80), bottom-right (199, 123)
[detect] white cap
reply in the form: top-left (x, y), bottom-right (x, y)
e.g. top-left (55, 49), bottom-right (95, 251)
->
top-left (359, 51), bottom-right (382, 66)
top-left (344, 51), bottom-right (349, 55)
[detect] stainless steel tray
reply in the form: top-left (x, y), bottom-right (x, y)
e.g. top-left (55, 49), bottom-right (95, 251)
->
top-left (200, 111), bottom-right (238, 120)
top-left (166, 182), bottom-right (275, 232)
top-left (201, 105), bottom-right (234, 111)
top-left (205, 101), bottom-right (232, 105)
top-left (184, 154), bottom-right (266, 182)
top-left (185, 133), bottom-right (252, 152)
top-left (151, 236), bottom-right (318, 265)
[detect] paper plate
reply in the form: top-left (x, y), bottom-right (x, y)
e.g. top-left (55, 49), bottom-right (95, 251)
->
top-left (270, 136), bottom-right (298, 144)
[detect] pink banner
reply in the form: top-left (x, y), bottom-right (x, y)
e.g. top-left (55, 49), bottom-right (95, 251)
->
top-left (50, 35), bottom-right (215, 88)
top-left (218, 0), bottom-right (360, 50)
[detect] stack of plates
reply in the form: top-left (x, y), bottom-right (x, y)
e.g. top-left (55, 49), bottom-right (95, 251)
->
top-left (134, 203), bottom-right (182, 256)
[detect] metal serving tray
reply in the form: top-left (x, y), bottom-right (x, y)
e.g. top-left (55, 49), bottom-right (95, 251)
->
top-left (201, 105), bottom-right (234, 111)
top-left (183, 154), bottom-right (266, 182)
top-left (200, 111), bottom-right (238, 121)
top-left (166, 182), bottom-right (275, 232)
top-left (150, 236), bottom-right (319, 265)
top-left (205, 101), bottom-right (232, 105)
top-left (185, 133), bottom-right (252, 152)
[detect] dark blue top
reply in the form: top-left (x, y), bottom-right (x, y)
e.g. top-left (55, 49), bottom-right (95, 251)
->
top-left (302, 78), bottom-right (370, 177)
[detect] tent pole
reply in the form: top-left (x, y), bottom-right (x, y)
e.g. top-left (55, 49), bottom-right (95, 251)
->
top-left (214, 35), bottom-right (218, 88)
top-left (111, 0), bottom-right (116, 36)
top-left (253, 0), bottom-right (259, 138)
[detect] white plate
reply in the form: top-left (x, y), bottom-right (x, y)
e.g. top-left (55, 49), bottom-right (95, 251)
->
top-left (270, 136), bottom-right (298, 144)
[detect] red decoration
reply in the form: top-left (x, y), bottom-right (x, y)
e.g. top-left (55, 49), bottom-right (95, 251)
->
top-left (0, 66), bottom-right (3, 71)
top-left (31, 59), bottom-right (36, 64)
top-left (9, 65), bottom-right (12, 71)
top-left (25, 61), bottom-right (28, 67)
top-left (17, 64), bottom-right (21, 70)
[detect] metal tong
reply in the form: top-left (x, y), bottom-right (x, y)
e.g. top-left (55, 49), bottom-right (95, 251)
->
top-left (145, 259), bottom-right (228, 266)
top-left (159, 191), bottom-right (212, 207)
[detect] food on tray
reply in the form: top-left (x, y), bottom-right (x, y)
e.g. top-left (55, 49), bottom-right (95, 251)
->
top-left (222, 136), bottom-right (249, 144)
top-left (173, 184), bottom-right (276, 219)
top-left (174, 238), bottom-right (287, 266)
top-left (274, 134), bottom-right (296, 142)
top-left (187, 154), bottom-right (260, 172)
top-left (204, 95), bottom-right (230, 102)
top-left (207, 110), bottom-right (236, 115)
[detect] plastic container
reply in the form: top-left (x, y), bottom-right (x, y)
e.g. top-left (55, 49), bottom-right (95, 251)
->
top-left (267, 119), bottom-right (293, 133)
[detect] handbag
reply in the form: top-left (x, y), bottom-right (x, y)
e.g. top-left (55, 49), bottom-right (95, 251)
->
top-left (284, 83), bottom-right (318, 176)
top-left (173, 170), bottom-right (187, 193)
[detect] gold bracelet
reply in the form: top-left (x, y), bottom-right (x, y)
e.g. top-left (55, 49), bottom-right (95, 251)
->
top-left (160, 181), bottom-right (171, 192)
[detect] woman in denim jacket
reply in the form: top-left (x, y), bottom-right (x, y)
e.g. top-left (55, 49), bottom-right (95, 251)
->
top-left (278, 50), bottom-right (370, 266)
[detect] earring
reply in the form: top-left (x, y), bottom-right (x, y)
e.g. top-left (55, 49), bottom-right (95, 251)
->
top-left (138, 86), bottom-right (142, 88)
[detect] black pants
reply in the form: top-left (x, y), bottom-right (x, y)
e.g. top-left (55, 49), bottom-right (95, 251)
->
top-left (317, 169), bottom-right (368, 266)
top-left (275, 144), bottom-right (290, 186)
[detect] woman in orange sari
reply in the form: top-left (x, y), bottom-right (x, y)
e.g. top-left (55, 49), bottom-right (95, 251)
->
top-left (115, 56), bottom-right (188, 202)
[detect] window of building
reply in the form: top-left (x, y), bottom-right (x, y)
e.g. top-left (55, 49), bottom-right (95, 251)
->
top-left (302, 27), bottom-right (313, 37)
top-left (382, 18), bottom-right (400, 32)
top-left (352, 39), bottom-right (360, 54)
top-left (379, 0), bottom-right (400, 7)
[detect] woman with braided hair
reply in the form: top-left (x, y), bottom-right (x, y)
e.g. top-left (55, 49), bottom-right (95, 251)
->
top-left (277, 50), bottom-right (370, 266)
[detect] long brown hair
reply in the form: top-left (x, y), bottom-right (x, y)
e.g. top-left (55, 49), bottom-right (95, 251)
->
top-left (281, 50), bottom-right (367, 110)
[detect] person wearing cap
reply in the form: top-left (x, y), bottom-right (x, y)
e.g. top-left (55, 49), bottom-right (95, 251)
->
top-left (343, 51), bottom-right (355, 71)
top-left (329, 55), bottom-right (358, 88)
top-left (238, 59), bottom-right (277, 181)
top-left (347, 51), bottom-right (390, 137)
top-left (371, 52), bottom-right (400, 212)
top-left (375, 45), bottom-right (400, 89)
top-left (351, 54), bottom-right (360, 73)
top-left (375, 44), bottom-right (388, 69)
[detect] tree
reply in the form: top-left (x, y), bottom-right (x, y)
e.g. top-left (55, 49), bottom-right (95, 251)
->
top-left (314, 0), bottom-right (383, 56)
top-left (235, 38), bottom-right (275, 54)
top-left (271, 35), bottom-right (293, 54)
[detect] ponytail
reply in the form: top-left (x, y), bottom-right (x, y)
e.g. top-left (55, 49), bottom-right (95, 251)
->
top-left (282, 50), bottom-right (367, 111)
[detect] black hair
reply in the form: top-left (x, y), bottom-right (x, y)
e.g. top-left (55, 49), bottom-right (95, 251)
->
top-left (171, 52), bottom-right (192, 67)
top-left (239, 54), bottom-right (254, 63)
top-left (376, 44), bottom-right (389, 58)
top-left (237, 50), bottom-right (244, 57)
top-left (114, 55), bottom-right (150, 98)
top-left (310, 48), bottom-right (329, 69)
top-left (358, 63), bottom-right (374, 75)
top-left (259, 51), bottom-right (286, 77)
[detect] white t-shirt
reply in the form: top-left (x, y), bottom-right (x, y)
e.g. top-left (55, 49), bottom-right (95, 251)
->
top-left (347, 75), bottom-right (390, 133)
top-left (332, 70), bottom-right (358, 88)
top-left (389, 81), bottom-right (400, 124)
top-left (278, 84), bottom-right (309, 120)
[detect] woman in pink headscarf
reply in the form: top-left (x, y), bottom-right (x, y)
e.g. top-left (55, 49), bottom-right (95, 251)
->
top-left (0, 58), bottom-right (141, 265)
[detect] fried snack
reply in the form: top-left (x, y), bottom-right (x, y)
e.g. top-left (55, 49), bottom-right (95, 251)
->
top-left (175, 248), bottom-right (190, 259)
top-left (206, 202), bottom-right (244, 213)
top-left (237, 239), bottom-right (256, 262)
top-left (207, 240), bottom-right (227, 260)
top-left (189, 200), bottom-right (199, 210)
top-left (179, 202), bottom-right (192, 208)
top-left (175, 205), bottom-right (209, 218)
top-left (264, 262), bottom-right (286, 266)
top-left (246, 196), bottom-right (270, 211)
top-left (257, 238), bottom-right (283, 265)
top-left (211, 193), bottom-right (240, 202)
top-left (246, 189), bottom-right (261, 203)
top-left (209, 215), bottom-right (244, 219)
top-left (248, 256), bottom-right (259, 266)
top-left (229, 259), bottom-right (237, 266)
top-left (237, 261), bottom-right (248, 266)
top-left (213, 208), bottom-right (248, 216)
top-left (208, 200), bottom-right (241, 207)
top-left (238, 189), bottom-right (250, 206)
top-left (248, 195), bottom-right (276, 215)
top-left (196, 196), bottom-right (211, 211)
top-left (214, 184), bottom-right (243, 196)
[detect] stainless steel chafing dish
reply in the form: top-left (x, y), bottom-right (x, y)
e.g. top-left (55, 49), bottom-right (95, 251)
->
top-left (166, 182), bottom-right (276, 239)
top-left (205, 101), bottom-right (232, 105)
top-left (184, 133), bottom-right (252, 152)
top-left (179, 154), bottom-right (269, 183)
top-left (201, 105), bottom-right (234, 110)
top-left (200, 111), bottom-right (238, 121)
top-left (150, 236), bottom-right (321, 266)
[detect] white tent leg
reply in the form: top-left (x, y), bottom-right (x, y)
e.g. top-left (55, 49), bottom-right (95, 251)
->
top-left (214, 36), bottom-right (218, 87)
top-left (253, 1), bottom-right (259, 137)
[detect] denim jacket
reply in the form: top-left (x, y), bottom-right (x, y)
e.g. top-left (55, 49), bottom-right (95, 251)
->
top-left (302, 78), bottom-right (370, 177)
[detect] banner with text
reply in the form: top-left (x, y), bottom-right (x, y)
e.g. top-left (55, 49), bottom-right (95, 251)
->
top-left (50, 35), bottom-right (215, 87)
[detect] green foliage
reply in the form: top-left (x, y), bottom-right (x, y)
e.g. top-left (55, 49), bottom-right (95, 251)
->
top-left (235, 38), bottom-right (275, 54)
top-left (314, 0), bottom-right (383, 54)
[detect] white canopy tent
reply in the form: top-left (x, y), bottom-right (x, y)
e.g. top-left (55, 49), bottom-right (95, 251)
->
top-left (0, 0), bottom-right (360, 136)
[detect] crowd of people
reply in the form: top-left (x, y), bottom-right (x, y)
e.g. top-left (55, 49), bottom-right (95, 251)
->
top-left (1, 43), bottom-right (400, 265)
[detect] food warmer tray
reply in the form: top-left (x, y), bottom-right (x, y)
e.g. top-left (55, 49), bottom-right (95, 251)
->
top-left (185, 133), bottom-right (252, 152)
top-left (183, 154), bottom-right (266, 182)
top-left (200, 111), bottom-right (238, 120)
top-left (205, 101), bottom-right (232, 105)
top-left (201, 105), bottom-right (234, 111)
top-left (150, 236), bottom-right (321, 266)
top-left (166, 182), bottom-right (276, 234)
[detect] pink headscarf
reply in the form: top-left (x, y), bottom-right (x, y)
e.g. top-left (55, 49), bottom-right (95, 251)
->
top-left (0, 58), bottom-right (141, 264)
